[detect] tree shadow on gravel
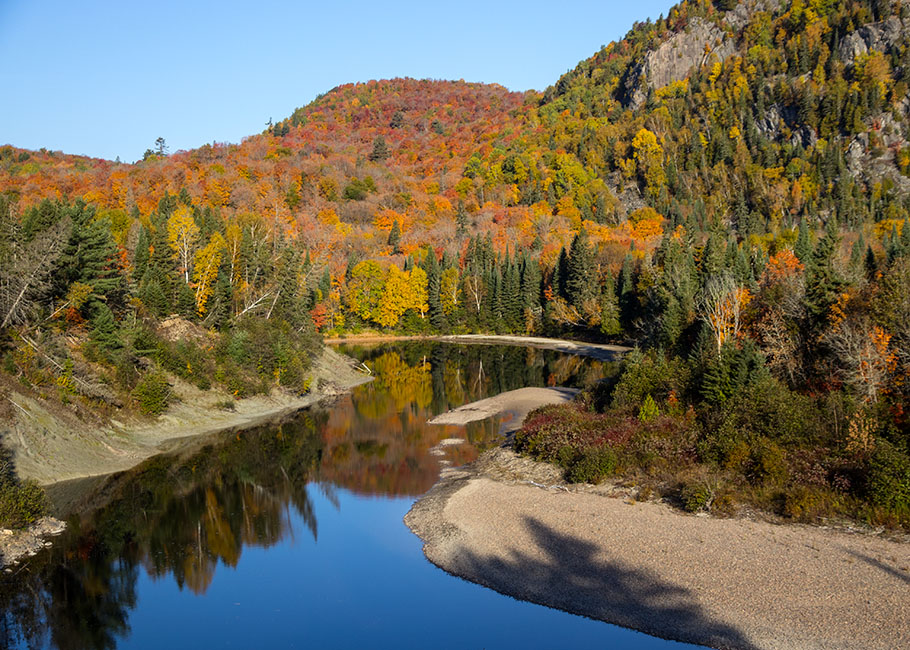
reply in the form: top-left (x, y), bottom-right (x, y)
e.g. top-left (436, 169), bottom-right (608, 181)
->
top-left (455, 516), bottom-right (759, 650)
top-left (845, 549), bottom-right (910, 586)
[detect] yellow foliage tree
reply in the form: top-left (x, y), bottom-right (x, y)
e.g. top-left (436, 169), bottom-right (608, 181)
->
top-left (375, 266), bottom-right (413, 327)
top-left (440, 268), bottom-right (460, 315)
top-left (167, 207), bottom-right (200, 283)
top-left (631, 128), bottom-right (666, 200)
top-left (193, 232), bottom-right (226, 315)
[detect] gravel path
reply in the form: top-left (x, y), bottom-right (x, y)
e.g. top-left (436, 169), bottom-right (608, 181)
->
top-left (406, 449), bottom-right (910, 650)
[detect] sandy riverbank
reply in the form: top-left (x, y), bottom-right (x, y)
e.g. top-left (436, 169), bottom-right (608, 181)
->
top-left (428, 386), bottom-right (579, 434)
top-left (406, 447), bottom-right (910, 650)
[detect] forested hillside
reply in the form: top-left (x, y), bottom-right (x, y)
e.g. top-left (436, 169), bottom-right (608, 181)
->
top-left (1, 0), bottom-right (909, 527)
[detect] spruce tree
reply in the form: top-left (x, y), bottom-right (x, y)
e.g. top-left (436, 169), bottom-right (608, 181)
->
top-left (619, 254), bottom-right (636, 332)
top-left (805, 219), bottom-right (844, 327)
top-left (369, 136), bottom-right (389, 162)
top-left (600, 273), bottom-right (621, 336)
top-left (455, 201), bottom-right (469, 239)
top-left (422, 249), bottom-right (445, 331)
top-left (554, 247), bottom-right (569, 300)
top-left (177, 281), bottom-right (196, 319)
top-left (567, 227), bottom-right (596, 310)
top-left (90, 303), bottom-right (121, 354)
top-left (388, 221), bottom-right (401, 254)
top-left (794, 218), bottom-right (812, 263)
top-left (133, 227), bottom-right (151, 281)
top-left (273, 247), bottom-right (302, 325)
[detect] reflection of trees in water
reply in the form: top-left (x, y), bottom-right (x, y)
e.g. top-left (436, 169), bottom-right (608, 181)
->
top-left (0, 343), bottom-right (614, 649)
top-left (322, 343), bottom-right (613, 497)
top-left (0, 413), bottom-right (328, 649)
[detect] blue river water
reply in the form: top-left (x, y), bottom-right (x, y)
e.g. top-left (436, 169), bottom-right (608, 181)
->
top-left (1, 342), bottom-right (703, 649)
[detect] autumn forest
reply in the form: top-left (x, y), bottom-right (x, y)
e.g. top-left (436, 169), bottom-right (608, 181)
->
top-left (1, 0), bottom-right (910, 528)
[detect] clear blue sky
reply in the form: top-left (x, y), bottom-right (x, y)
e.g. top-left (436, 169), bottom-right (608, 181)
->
top-left (0, 0), bottom-right (677, 163)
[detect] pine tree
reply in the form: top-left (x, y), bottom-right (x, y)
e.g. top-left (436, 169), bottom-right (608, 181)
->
top-left (794, 218), bottom-right (812, 263)
top-left (567, 227), bottom-right (596, 311)
top-left (422, 249), bottom-right (445, 331)
top-left (456, 201), bottom-right (469, 239)
top-left (90, 303), bottom-right (121, 354)
top-left (600, 273), bottom-right (621, 336)
top-left (54, 200), bottom-right (123, 309)
top-left (805, 220), bottom-right (844, 327)
top-left (369, 136), bottom-right (389, 162)
top-left (388, 221), bottom-right (401, 254)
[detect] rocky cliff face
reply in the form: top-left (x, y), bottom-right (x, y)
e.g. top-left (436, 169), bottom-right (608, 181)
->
top-left (838, 15), bottom-right (906, 63)
top-left (623, 18), bottom-right (734, 109)
top-left (622, 0), bottom-right (783, 109)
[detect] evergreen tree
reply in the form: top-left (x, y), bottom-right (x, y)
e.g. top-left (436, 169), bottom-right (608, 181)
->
top-left (90, 303), bottom-right (121, 354)
top-left (139, 272), bottom-right (169, 317)
top-left (369, 136), bottom-right (389, 162)
top-left (794, 218), bottom-right (812, 263)
top-left (865, 244), bottom-right (879, 281)
top-left (618, 254), bottom-right (636, 331)
top-left (805, 220), bottom-right (844, 327)
top-left (177, 281), bottom-right (196, 319)
top-left (553, 247), bottom-right (569, 300)
top-left (53, 200), bottom-right (124, 309)
top-left (566, 227), bottom-right (596, 310)
top-left (455, 201), bottom-right (469, 239)
top-left (600, 273), bottom-right (621, 336)
top-left (208, 269), bottom-right (233, 329)
top-left (133, 227), bottom-right (151, 280)
top-left (422, 249), bottom-right (445, 331)
top-left (388, 221), bottom-right (401, 254)
top-left (273, 247), bottom-right (302, 325)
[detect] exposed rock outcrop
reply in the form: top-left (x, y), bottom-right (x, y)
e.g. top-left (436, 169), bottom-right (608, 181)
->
top-left (838, 16), bottom-right (905, 64)
top-left (624, 18), bottom-right (736, 109)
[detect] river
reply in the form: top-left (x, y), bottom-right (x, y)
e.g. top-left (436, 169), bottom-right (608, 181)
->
top-left (1, 341), bottom-right (703, 649)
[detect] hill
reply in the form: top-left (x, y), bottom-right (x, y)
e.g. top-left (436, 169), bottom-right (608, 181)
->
top-left (0, 0), bottom-right (909, 529)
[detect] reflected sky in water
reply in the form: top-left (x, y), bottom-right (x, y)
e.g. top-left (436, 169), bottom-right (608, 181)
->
top-left (1, 342), bottom-right (701, 649)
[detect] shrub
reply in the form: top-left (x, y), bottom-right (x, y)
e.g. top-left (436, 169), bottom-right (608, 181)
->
top-left (0, 445), bottom-right (47, 529)
top-left (638, 395), bottom-right (659, 422)
top-left (611, 349), bottom-right (689, 409)
top-left (514, 403), bottom-right (635, 464)
top-left (0, 479), bottom-right (48, 528)
top-left (746, 438), bottom-right (788, 486)
top-left (866, 442), bottom-right (910, 513)
top-left (565, 447), bottom-right (617, 484)
top-left (133, 372), bottom-right (171, 415)
top-left (782, 486), bottom-right (829, 521)
top-left (681, 481), bottom-right (715, 512)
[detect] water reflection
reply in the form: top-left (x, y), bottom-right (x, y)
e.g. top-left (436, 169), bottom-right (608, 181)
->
top-left (0, 343), bottom-right (614, 650)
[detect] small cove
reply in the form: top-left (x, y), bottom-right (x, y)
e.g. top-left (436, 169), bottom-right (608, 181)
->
top-left (1, 341), bottom-right (703, 649)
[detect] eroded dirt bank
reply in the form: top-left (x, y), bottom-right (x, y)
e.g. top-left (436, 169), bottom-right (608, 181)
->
top-left (2, 346), bottom-right (369, 487)
top-left (406, 447), bottom-right (910, 650)
top-left (0, 346), bottom-right (370, 567)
